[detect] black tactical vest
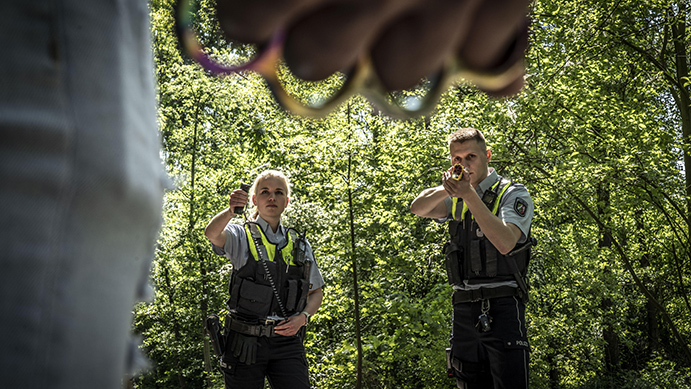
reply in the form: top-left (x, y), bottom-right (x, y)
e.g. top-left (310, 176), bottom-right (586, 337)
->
top-left (444, 178), bottom-right (530, 286)
top-left (226, 223), bottom-right (311, 322)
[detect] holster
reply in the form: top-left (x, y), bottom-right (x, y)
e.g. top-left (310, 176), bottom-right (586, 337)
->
top-left (205, 314), bottom-right (225, 358)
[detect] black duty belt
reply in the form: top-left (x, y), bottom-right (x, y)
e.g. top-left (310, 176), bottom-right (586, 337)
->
top-left (227, 316), bottom-right (282, 337)
top-left (452, 286), bottom-right (519, 304)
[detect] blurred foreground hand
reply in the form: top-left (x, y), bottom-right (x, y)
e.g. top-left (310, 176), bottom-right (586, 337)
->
top-left (217, 0), bottom-right (531, 97)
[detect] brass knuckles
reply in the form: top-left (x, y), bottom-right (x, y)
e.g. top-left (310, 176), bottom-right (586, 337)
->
top-left (176, 0), bottom-right (524, 118)
top-left (175, 0), bottom-right (283, 75)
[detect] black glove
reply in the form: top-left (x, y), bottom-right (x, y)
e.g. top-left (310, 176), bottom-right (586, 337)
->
top-left (230, 333), bottom-right (258, 365)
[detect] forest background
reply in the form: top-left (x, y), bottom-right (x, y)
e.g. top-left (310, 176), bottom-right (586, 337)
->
top-left (132, 0), bottom-right (691, 388)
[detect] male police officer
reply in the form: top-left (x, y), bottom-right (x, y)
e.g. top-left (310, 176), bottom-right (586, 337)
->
top-left (410, 128), bottom-right (534, 389)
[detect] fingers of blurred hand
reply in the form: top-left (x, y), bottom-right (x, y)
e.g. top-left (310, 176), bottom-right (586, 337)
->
top-left (215, 0), bottom-right (531, 97)
top-left (216, 0), bottom-right (320, 44)
top-left (370, 0), bottom-right (483, 91)
top-left (283, 0), bottom-right (418, 81)
top-left (481, 72), bottom-right (525, 97)
top-left (459, 0), bottom-right (532, 71)
top-left (473, 22), bottom-right (529, 96)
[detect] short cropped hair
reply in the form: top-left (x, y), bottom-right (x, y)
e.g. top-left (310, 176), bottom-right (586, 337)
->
top-left (448, 127), bottom-right (487, 150)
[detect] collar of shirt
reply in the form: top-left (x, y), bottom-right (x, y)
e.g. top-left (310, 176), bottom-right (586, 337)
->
top-left (475, 167), bottom-right (499, 196)
top-left (254, 216), bottom-right (285, 243)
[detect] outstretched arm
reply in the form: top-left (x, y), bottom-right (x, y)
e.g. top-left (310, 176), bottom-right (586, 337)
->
top-left (204, 208), bottom-right (232, 248)
top-left (410, 185), bottom-right (449, 219)
top-left (204, 187), bottom-right (249, 247)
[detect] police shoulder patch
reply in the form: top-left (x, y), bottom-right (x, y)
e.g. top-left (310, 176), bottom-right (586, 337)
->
top-left (514, 198), bottom-right (528, 217)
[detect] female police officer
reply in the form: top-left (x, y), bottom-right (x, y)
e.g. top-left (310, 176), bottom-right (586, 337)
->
top-left (205, 169), bottom-right (324, 389)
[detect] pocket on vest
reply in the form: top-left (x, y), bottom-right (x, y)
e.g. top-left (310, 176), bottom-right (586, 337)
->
top-left (236, 281), bottom-right (273, 317)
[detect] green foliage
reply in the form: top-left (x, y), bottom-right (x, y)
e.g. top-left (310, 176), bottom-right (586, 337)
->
top-left (133, 0), bottom-right (691, 388)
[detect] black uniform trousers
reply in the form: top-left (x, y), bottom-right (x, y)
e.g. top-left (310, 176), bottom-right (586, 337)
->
top-left (450, 295), bottom-right (530, 389)
top-left (221, 331), bottom-right (310, 389)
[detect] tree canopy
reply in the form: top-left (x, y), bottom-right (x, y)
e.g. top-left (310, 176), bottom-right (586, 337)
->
top-left (133, 0), bottom-right (691, 387)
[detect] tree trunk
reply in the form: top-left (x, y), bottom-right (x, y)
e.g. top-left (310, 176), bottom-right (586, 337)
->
top-left (636, 215), bottom-right (660, 354)
top-left (647, 295), bottom-right (660, 353)
top-left (598, 162), bottom-right (620, 373)
top-left (669, 2), bottom-right (691, 243)
top-left (347, 105), bottom-right (363, 389)
top-left (188, 94), bottom-right (213, 386)
top-left (163, 264), bottom-right (187, 389)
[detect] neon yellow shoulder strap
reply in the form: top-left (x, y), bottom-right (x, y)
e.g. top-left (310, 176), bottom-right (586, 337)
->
top-left (452, 178), bottom-right (512, 221)
top-left (245, 223), bottom-right (277, 262)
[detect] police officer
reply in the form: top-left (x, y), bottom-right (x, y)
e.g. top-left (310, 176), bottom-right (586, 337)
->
top-left (410, 128), bottom-right (534, 389)
top-left (205, 169), bottom-right (325, 389)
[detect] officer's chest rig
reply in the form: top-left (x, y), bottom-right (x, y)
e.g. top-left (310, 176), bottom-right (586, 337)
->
top-left (226, 222), bottom-right (311, 324)
top-left (444, 177), bottom-right (531, 301)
